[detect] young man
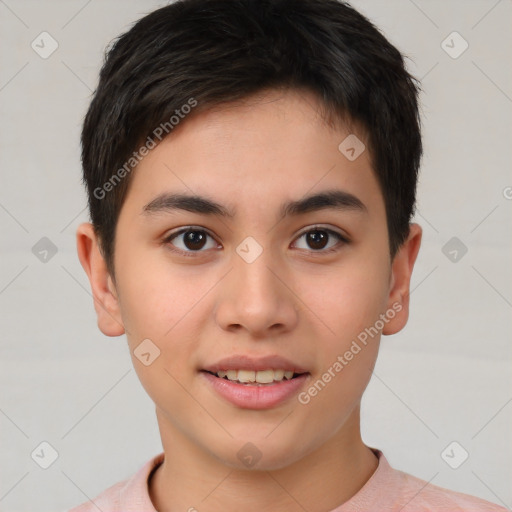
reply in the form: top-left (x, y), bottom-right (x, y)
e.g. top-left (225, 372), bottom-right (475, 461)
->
top-left (71, 0), bottom-right (506, 510)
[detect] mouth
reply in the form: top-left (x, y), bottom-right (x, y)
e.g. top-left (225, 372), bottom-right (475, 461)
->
top-left (200, 354), bottom-right (311, 409)
top-left (199, 356), bottom-right (311, 409)
top-left (201, 369), bottom-right (308, 386)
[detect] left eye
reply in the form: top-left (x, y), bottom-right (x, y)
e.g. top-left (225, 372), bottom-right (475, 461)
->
top-left (293, 227), bottom-right (346, 252)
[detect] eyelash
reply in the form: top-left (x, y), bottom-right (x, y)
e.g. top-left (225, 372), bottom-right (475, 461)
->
top-left (162, 225), bottom-right (349, 258)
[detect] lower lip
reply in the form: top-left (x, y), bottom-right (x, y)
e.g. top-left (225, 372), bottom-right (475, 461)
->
top-left (200, 371), bottom-right (309, 410)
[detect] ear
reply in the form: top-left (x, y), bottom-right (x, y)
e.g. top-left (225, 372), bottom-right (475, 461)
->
top-left (382, 223), bottom-right (422, 335)
top-left (76, 222), bottom-right (125, 337)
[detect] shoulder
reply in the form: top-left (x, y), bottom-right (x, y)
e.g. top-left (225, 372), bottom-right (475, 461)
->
top-left (67, 480), bottom-right (126, 512)
top-left (392, 467), bottom-right (508, 512)
top-left (350, 449), bottom-right (508, 512)
top-left (66, 452), bottom-right (164, 512)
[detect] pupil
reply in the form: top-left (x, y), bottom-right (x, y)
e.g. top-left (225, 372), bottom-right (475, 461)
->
top-left (308, 230), bottom-right (327, 250)
top-left (185, 230), bottom-right (206, 250)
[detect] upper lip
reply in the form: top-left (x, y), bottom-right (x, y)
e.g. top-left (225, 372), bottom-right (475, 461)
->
top-left (202, 355), bottom-right (309, 374)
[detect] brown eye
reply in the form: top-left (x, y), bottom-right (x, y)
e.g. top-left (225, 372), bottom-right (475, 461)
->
top-left (165, 228), bottom-right (218, 254)
top-left (293, 227), bottom-right (347, 253)
top-left (182, 230), bottom-right (208, 250)
top-left (305, 230), bottom-right (329, 250)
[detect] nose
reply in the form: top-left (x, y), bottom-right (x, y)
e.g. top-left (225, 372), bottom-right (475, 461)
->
top-left (214, 244), bottom-right (299, 337)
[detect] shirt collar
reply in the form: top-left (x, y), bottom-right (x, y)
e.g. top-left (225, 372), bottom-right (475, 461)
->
top-left (118, 447), bottom-right (393, 511)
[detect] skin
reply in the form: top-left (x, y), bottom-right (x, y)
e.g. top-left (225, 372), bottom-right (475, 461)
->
top-left (77, 87), bottom-right (422, 512)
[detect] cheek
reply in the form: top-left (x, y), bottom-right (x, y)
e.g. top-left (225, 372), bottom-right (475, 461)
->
top-left (298, 270), bottom-right (385, 423)
top-left (309, 256), bottom-right (388, 408)
top-left (116, 248), bottom-right (197, 338)
top-left (305, 258), bottom-right (389, 345)
top-left (116, 258), bottom-right (205, 405)
top-left (115, 251), bottom-right (213, 391)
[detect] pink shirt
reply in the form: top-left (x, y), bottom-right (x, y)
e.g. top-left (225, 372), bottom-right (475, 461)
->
top-left (68, 448), bottom-right (507, 511)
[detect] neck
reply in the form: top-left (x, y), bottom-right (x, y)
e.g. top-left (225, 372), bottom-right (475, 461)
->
top-left (149, 405), bottom-right (378, 512)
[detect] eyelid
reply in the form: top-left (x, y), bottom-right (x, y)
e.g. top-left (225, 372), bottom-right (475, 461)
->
top-left (166, 225), bottom-right (216, 239)
top-left (295, 224), bottom-right (348, 241)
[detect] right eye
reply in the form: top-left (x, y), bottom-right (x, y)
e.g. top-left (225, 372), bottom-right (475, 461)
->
top-left (163, 227), bottom-right (220, 256)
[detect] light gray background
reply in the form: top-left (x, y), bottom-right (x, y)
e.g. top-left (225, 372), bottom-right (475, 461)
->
top-left (0, 1), bottom-right (511, 511)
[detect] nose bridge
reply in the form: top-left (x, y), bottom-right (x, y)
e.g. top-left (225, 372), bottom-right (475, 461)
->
top-left (235, 236), bottom-right (278, 298)
top-left (215, 236), bottom-right (298, 334)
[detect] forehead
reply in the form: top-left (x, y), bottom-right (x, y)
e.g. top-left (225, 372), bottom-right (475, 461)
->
top-left (121, 88), bottom-right (384, 221)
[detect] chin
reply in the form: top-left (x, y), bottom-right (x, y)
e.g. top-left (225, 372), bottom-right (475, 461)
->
top-left (209, 432), bottom-right (314, 472)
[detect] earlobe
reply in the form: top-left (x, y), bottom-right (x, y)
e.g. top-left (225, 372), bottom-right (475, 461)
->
top-left (76, 222), bottom-right (125, 337)
top-left (382, 223), bottom-right (422, 336)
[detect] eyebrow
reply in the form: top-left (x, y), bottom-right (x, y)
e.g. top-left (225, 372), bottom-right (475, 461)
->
top-left (141, 189), bottom-right (367, 219)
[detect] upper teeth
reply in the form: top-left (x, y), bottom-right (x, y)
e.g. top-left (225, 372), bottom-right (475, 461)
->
top-left (216, 369), bottom-right (295, 383)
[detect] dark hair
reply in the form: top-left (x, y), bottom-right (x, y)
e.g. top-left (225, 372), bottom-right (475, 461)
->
top-left (81, 0), bottom-right (422, 278)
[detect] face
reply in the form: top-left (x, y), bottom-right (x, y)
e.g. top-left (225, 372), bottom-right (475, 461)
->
top-left (78, 88), bottom-right (421, 471)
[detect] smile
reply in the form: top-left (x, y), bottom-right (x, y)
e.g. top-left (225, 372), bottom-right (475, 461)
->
top-left (200, 370), bottom-right (310, 409)
top-left (207, 369), bottom-right (304, 385)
